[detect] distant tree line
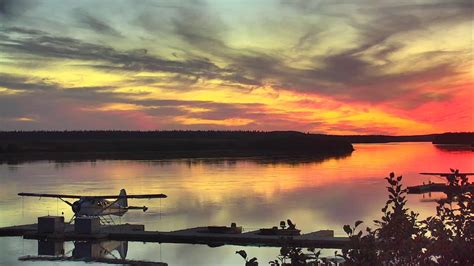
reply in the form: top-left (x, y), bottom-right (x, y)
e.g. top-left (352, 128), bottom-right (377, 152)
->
top-left (432, 132), bottom-right (474, 145)
top-left (0, 130), bottom-right (323, 141)
top-left (0, 130), bottom-right (354, 162)
top-left (329, 134), bottom-right (437, 143)
top-left (0, 130), bottom-right (444, 142)
top-left (0, 131), bottom-right (471, 162)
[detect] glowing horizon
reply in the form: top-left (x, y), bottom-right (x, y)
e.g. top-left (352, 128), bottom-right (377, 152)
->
top-left (0, 0), bottom-right (472, 134)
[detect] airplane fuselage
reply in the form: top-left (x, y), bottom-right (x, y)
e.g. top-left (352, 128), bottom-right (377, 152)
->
top-left (72, 198), bottom-right (127, 217)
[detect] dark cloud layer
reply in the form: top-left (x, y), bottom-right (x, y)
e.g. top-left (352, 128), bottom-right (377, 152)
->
top-left (0, 27), bottom-right (262, 87)
top-left (162, 0), bottom-right (470, 104)
top-left (0, 0), bottom-right (31, 18)
top-left (0, 72), bottom-right (267, 130)
top-left (74, 9), bottom-right (122, 37)
top-left (1, 0), bottom-right (469, 106)
top-left (0, 0), bottom-right (471, 131)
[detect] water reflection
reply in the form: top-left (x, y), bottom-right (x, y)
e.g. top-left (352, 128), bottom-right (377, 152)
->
top-left (1, 152), bottom-right (351, 167)
top-left (434, 144), bottom-right (473, 152)
top-left (37, 240), bottom-right (64, 256)
top-left (19, 240), bottom-right (167, 265)
top-left (0, 142), bottom-right (472, 265)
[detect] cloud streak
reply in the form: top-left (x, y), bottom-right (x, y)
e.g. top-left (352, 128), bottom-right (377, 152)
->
top-left (0, 0), bottom-right (471, 133)
top-left (74, 9), bottom-right (122, 37)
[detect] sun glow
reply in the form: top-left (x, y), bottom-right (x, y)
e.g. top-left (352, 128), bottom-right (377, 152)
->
top-left (0, 1), bottom-right (471, 133)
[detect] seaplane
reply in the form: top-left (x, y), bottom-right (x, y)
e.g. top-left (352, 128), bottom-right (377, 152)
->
top-left (407, 170), bottom-right (474, 202)
top-left (19, 240), bottom-right (168, 265)
top-left (18, 189), bottom-right (167, 224)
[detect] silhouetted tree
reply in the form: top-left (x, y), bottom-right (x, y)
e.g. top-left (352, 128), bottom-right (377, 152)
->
top-left (341, 169), bottom-right (473, 264)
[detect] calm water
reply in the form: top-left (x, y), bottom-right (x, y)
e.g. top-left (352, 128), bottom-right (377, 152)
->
top-left (0, 142), bottom-right (472, 265)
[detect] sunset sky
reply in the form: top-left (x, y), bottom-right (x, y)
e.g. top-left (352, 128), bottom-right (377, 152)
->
top-left (0, 0), bottom-right (472, 134)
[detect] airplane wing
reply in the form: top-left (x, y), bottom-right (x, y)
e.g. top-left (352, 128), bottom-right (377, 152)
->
top-left (92, 194), bottom-right (167, 199)
top-left (420, 198), bottom-right (446, 203)
top-left (420, 172), bottom-right (474, 176)
top-left (18, 192), bottom-right (167, 199)
top-left (18, 193), bottom-right (82, 199)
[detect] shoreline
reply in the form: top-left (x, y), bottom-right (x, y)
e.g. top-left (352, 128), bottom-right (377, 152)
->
top-left (0, 149), bottom-right (353, 164)
top-left (1, 131), bottom-right (471, 164)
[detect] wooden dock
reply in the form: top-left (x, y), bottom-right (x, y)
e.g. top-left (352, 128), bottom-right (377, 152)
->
top-left (0, 223), bottom-right (350, 249)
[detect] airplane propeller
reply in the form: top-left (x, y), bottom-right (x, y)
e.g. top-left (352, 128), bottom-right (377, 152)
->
top-left (58, 198), bottom-right (74, 207)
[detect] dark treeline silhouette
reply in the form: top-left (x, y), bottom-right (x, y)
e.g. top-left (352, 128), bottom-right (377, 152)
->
top-left (327, 134), bottom-right (437, 143)
top-left (0, 130), bottom-right (440, 142)
top-left (1, 130), bottom-right (471, 163)
top-left (0, 130), bottom-right (354, 162)
top-left (0, 130), bottom-right (311, 140)
top-left (432, 132), bottom-right (474, 145)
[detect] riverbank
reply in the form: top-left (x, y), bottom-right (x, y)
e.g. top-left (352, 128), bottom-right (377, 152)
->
top-left (1, 130), bottom-right (471, 163)
top-left (0, 131), bottom-right (354, 163)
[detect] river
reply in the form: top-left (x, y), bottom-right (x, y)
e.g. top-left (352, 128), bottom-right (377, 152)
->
top-left (0, 142), bottom-right (472, 265)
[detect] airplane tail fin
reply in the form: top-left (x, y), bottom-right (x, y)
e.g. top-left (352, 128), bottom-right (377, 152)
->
top-left (118, 189), bottom-right (128, 207)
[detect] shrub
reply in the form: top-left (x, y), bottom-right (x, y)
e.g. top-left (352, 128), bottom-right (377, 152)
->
top-left (236, 170), bottom-right (473, 265)
top-left (342, 169), bottom-right (473, 265)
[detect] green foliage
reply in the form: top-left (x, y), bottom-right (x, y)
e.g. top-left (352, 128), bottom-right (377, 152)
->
top-left (268, 246), bottom-right (328, 266)
top-left (418, 169), bottom-right (473, 264)
top-left (236, 250), bottom-right (259, 266)
top-left (237, 169), bottom-right (472, 265)
top-left (342, 169), bottom-right (473, 265)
